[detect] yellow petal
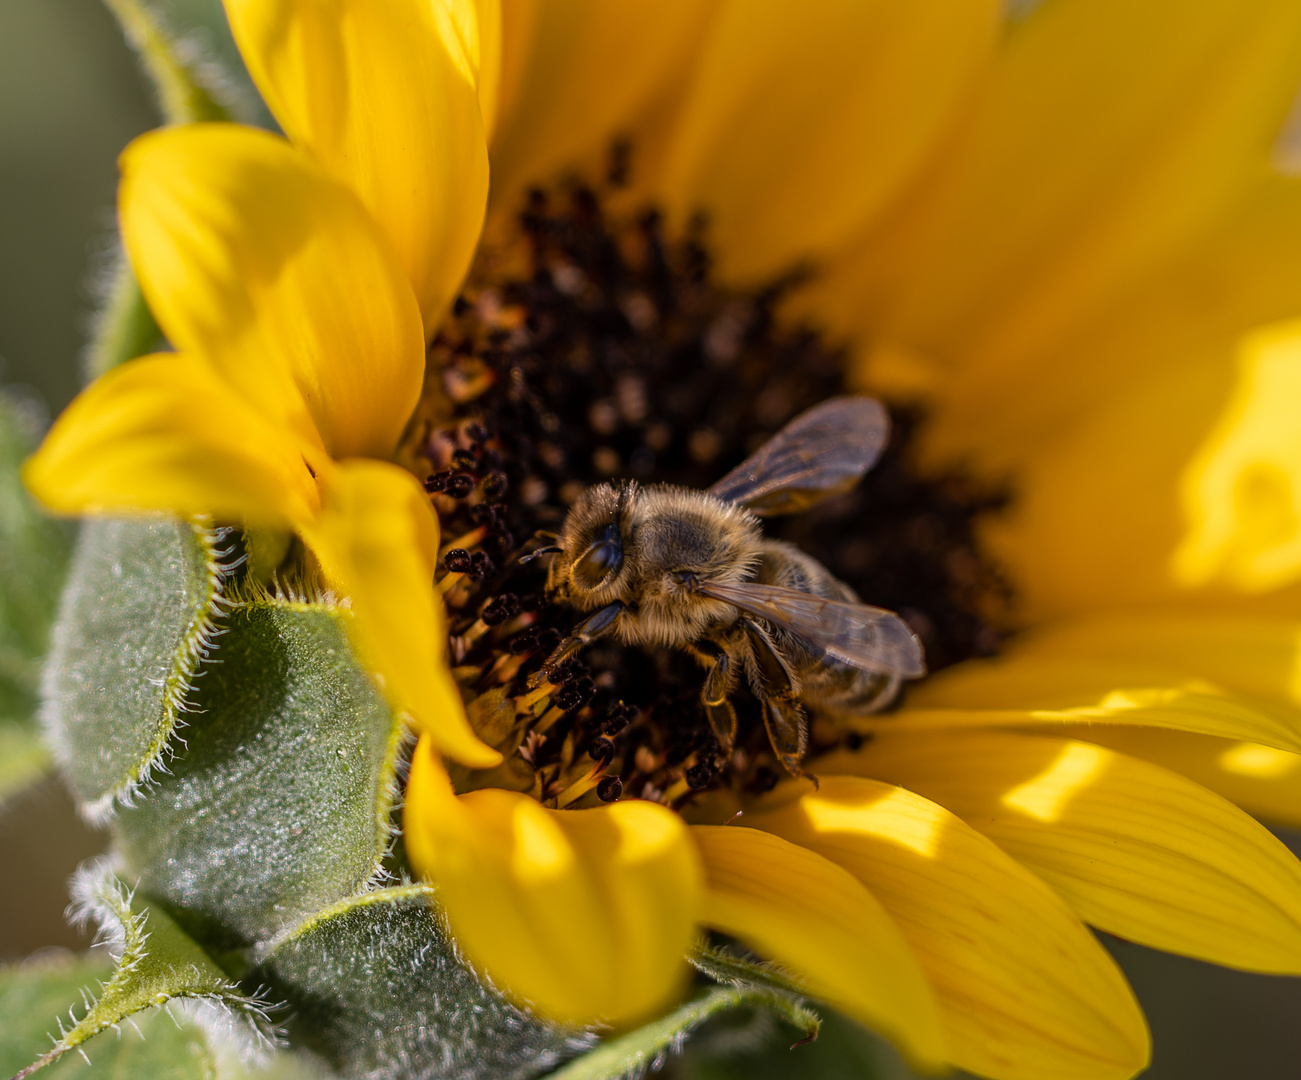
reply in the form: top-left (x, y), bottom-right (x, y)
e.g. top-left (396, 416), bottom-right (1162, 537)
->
top-left (24, 353), bottom-right (317, 528)
top-left (1060, 726), bottom-right (1301, 830)
top-left (691, 824), bottom-right (945, 1069)
top-left (224, 0), bottom-right (489, 331)
top-left (302, 460), bottom-right (498, 769)
top-left (120, 123), bottom-right (424, 461)
top-left (987, 612), bottom-right (1301, 712)
top-left (490, 0), bottom-right (714, 210)
top-left (658, 0), bottom-right (1001, 284)
top-left (904, 637), bottom-right (1301, 756)
top-left (1173, 318), bottom-right (1301, 592)
top-left (746, 777), bottom-right (1148, 1080)
top-left (827, 0), bottom-right (1301, 392)
top-left (822, 731), bottom-right (1301, 974)
top-left (475, 0), bottom-right (502, 138)
top-left (405, 737), bottom-right (700, 1026)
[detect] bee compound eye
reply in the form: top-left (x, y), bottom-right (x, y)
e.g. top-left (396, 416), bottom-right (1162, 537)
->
top-left (574, 539), bottom-right (623, 588)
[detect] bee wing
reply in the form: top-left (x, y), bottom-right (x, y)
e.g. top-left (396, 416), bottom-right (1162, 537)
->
top-left (706, 396), bottom-right (890, 515)
top-left (695, 579), bottom-right (926, 679)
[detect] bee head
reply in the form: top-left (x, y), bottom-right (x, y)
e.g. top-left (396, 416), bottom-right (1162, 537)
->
top-left (547, 482), bottom-right (634, 604)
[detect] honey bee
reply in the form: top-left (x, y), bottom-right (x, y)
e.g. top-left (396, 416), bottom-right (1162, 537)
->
top-left (527, 397), bottom-right (925, 779)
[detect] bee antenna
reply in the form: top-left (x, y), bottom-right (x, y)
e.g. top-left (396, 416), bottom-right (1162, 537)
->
top-left (518, 546), bottom-right (562, 565)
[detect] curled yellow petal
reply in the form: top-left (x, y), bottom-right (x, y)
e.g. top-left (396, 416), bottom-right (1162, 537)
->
top-left (825, 731), bottom-right (1301, 974)
top-left (302, 460), bottom-right (498, 769)
top-left (659, 0), bottom-right (1000, 283)
top-left (746, 777), bottom-right (1149, 1080)
top-left (405, 737), bottom-right (700, 1026)
top-left (120, 123), bottom-right (425, 462)
top-left (225, 0), bottom-right (489, 331)
top-left (24, 353), bottom-right (317, 529)
top-left (691, 824), bottom-right (945, 1069)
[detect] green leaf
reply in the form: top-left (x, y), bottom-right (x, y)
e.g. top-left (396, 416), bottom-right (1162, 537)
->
top-left (114, 599), bottom-right (406, 948)
top-left (0, 396), bottom-right (72, 732)
top-left (43, 517), bottom-right (226, 819)
top-left (5, 863), bottom-right (272, 1079)
top-left (542, 986), bottom-right (819, 1080)
top-left (255, 885), bottom-right (587, 1080)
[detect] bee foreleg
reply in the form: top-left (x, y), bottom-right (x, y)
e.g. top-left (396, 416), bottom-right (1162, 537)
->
top-left (530, 601), bottom-right (625, 687)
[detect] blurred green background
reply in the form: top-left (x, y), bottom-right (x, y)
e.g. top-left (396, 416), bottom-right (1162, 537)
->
top-left (2, 2), bottom-right (1301, 1076)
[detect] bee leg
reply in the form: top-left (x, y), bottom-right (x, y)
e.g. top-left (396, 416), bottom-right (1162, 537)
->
top-left (700, 646), bottom-right (738, 753)
top-left (742, 619), bottom-right (817, 785)
top-left (529, 601), bottom-right (625, 688)
top-left (761, 694), bottom-right (816, 786)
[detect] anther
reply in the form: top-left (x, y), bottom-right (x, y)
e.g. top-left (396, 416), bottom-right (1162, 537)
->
top-left (589, 736), bottom-right (616, 766)
top-left (445, 473), bottom-right (476, 499)
top-left (469, 550), bottom-right (497, 579)
top-left (482, 472), bottom-right (509, 499)
top-left (597, 775), bottom-right (623, 802)
top-left (443, 548), bottom-right (473, 574)
top-left (602, 701), bottom-right (635, 735)
top-left (508, 627), bottom-right (540, 655)
top-left (482, 593), bottom-right (521, 627)
top-left (424, 471), bottom-right (452, 493)
top-left (451, 448), bottom-right (478, 471)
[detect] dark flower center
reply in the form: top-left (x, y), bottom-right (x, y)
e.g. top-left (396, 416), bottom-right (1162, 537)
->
top-left (400, 156), bottom-right (1010, 809)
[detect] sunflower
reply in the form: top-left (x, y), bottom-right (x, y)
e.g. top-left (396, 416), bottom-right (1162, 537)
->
top-left (25, 2), bottom-right (1301, 1079)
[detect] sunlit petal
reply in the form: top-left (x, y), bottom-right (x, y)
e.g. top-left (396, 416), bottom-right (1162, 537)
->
top-left (1058, 726), bottom-right (1301, 830)
top-left (224, 0), bottom-right (489, 331)
top-left (301, 460), bottom-right (499, 769)
top-left (120, 123), bottom-right (424, 460)
top-left (691, 824), bottom-right (945, 1069)
top-left (405, 737), bottom-right (699, 1026)
top-left (745, 778), bottom-right (1148, 1080)
top-left (822, 731), bottom-right (1301, 973)
top-left (658, 0), bottom-right (1000, 283)
top-left (24, 353), bottom-right (317, 529)
top-left (490, 0), bottom-right (714, 209)
top-left (902, 630), bottom-right (1301, 755)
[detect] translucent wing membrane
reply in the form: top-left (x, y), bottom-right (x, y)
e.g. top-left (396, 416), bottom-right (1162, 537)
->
top-left (694, 580), bottom-right (926, 679)
top-left (707, 396), bottom-right (889, 515)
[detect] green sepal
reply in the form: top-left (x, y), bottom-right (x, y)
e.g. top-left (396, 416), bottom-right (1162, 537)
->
top-left (114, 599), bottom-right (405, 948)
top-left (7, 863), bottom-right (273, 1079)
top-left (100, 0), bottom-right (272, 128)
top-left (254, 885), bottom-right (589, 1080)
top-left (43, 517), bottom-right (225, 819)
